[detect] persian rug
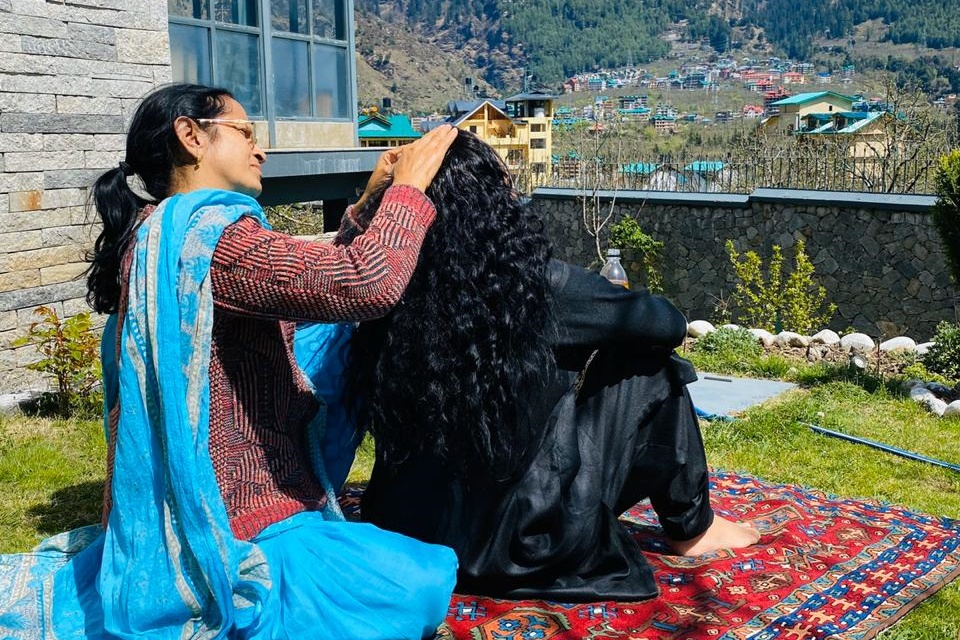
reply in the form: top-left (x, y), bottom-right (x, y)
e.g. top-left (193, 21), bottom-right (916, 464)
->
top-left (338, 470), bottom-right (960, 640)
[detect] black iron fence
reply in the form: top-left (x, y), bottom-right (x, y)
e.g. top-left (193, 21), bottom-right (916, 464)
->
top-left (540, 149), bottom-right (951, 195)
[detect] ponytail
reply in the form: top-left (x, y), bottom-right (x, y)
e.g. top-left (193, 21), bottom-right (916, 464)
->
top-left (86, 166), bottom-right (150, 314)
top-left (85, 83), bottom-right (233, 314)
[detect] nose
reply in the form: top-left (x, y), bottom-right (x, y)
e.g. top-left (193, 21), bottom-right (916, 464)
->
top-left (253, 144), bottom-right (266, 164)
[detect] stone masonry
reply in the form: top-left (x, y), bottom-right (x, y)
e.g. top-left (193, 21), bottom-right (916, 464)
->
top-left (532, 188), bottom-right (955, 341)
top-left (0, 0), bottom-right (171, 392)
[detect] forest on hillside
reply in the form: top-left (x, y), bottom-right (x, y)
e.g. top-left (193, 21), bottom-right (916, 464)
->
top-left (358, 0), bottom-right (960, 85)
top-left (742, 0), bottom-right (960, 59)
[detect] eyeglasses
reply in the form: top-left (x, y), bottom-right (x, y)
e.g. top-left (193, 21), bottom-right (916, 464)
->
top-left (195, 118), bottom-right (258, 146)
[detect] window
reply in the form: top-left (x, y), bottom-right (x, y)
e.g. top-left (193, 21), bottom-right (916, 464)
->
top-left (468, 126), bottom-right (478, 133)
top-left (506, 149), bottom-right (524, 165)
top-left (531, 123), bottom-right (545, 133)
top-left (169, 0), bottom-right (351, 121)
top-left (530, 138), bottom-right (547, 149)
top-left (531, 163), bottom-right (546, 174)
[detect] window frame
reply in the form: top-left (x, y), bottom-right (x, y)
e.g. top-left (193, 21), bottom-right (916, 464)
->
top-left (168, 0), bottom-right (356, 134)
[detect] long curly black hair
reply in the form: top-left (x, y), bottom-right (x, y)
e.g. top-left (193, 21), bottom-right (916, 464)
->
top-left (340, 131), bottom-right (554, 481)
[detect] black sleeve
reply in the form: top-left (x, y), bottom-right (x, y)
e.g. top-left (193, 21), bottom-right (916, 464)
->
top-left (547, 259), bottom-right (688, 351)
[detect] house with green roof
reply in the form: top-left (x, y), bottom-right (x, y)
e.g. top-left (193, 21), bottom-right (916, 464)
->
top-left (761, 91), bottom-right (857, 135)
top-left (357, 112), bottom-right (422, 148)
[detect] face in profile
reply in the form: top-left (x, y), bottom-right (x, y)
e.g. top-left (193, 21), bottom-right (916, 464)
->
top-left (198, 97), bottom-right (267, 197)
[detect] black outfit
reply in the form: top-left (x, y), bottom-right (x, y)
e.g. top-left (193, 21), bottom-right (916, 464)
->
top-left (361, 260), bottom-right (713, 602)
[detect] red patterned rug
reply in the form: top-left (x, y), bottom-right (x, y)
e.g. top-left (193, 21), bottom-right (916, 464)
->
top-left (338, 471), bottom-right (960, 639)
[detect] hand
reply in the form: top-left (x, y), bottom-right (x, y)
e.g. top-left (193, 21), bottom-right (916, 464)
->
top-left (356, 146), bottom-right (403, 210)
top-left (391, 124), bottom-right (459, 193)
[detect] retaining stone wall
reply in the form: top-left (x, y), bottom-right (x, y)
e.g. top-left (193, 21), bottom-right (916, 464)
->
top-left (532, 188), bottom-right (955, 340)
top-left (0, 0), bottom-right (170, 392)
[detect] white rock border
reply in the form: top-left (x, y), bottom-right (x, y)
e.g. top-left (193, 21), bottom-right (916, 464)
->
top-left (686, 321), bottom-right (955, 418)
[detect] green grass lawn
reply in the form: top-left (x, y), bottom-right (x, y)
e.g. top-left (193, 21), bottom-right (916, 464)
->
top-left (2, 353), bottom-right (959, 638)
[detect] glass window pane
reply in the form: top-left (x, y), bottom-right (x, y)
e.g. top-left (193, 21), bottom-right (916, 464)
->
top-left (313, 45), bottom-right (349, 119)
top-left (214, 0), bottom-right (258, 26)
top-left (273, 38), bottom-right (311, 117)
top-left (311, 0), bottom-right (344, 40)
top-left (169, 23), bottom-right (211, 85)
top-left (271, 0), bottom-right (308, 34)
top-left (169, 0), bottom-right (208, 19)
top-left (216, 31), bottom-right (263, 117)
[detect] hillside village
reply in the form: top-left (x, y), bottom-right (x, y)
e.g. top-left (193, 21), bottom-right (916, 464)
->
top-left (357, 53), bottom-right (960, 195)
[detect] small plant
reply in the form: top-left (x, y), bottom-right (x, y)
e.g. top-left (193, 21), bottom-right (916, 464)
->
top-left (692, 326), bottom-right (762, 357)
top-left (921, 321), bottom-right (960, 381)
top-left (608, 216), bottom-right (664, 292)
top-left (11, 306), bottom-right (102, 417)
top-left (725, 239), bottom-right (836, 334)
top-left (900, 361), bottom-right (954, 387)
top-left (932, 150), bottom-right (960, 286)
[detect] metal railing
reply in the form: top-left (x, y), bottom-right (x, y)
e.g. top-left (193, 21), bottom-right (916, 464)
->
top-left (538, 149), bottom-right (951, 195)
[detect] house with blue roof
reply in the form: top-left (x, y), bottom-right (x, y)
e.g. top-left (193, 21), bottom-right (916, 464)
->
top-left (357, 111), bottom-right (422, 147)
top-left (760, 91), bottom-right (857, 134)
top-left (760, 91), bottom-right (897, 158)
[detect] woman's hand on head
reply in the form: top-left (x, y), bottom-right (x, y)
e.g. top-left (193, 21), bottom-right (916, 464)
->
top-left (391, 125), bottom-right (458, 193)
top-left (356, 146), bottom-right (403, 209)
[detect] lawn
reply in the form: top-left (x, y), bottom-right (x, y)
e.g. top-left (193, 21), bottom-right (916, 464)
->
top-left (1, 348), bottom-right (958, 638)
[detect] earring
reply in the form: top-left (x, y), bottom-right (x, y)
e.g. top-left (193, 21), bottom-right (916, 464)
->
top-left (194, 155), bottom-right (202, 170)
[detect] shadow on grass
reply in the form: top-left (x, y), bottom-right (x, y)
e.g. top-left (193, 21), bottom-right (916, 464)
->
top-left (27, 480), bottom-right (104, 536)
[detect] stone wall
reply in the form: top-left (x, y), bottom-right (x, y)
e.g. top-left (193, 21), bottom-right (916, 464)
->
top-left (532, 188), bottom-right (955, 340)
top-left (0, 0), bottom-right (171, 391)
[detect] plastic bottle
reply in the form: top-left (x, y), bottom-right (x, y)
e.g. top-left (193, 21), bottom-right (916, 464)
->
top-left (599, 248), bottom-right (629, 289)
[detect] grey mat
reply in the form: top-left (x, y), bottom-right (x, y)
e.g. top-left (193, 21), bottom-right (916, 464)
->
top-left (687, 373), bottom-right (796, 417)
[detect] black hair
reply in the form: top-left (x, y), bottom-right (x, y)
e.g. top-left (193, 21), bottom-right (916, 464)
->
top-left (341, 131), bottom-right (554, 481)
top-left (86, 83), bottom-right (233, 314)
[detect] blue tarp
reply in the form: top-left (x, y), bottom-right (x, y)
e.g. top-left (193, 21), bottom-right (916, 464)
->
top-left (688, 373), bottom-right (795, 418)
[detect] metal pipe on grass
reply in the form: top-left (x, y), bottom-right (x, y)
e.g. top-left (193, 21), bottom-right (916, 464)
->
top-left (801, 422), bottom-right (960, 473)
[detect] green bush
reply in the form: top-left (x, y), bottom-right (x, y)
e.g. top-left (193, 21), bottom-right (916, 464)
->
top-left (932, 150), bottom-right (960, 286)
top-left (692, 326), bottom-right (762, 357)
top-left (608, 216), bottom-right (664, 292)
top-left (921, 321), bottom-right (960, 381)
top-left (900, 361), bottom-right (954, 386)
top-left (724, 239), bottom-right (836, 334)
top-left (11, 306), bottom-right (102, 417)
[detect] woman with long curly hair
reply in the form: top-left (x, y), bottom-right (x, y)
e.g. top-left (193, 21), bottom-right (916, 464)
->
top-left (340, 132), bottom-right (759, 603)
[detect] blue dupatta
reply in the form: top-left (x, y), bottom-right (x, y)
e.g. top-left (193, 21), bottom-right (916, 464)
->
top-left (0, 190), bottom-right (368, 638)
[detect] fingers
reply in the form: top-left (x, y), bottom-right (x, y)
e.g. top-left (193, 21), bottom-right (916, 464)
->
top-left (392, 125), bottom-right (458, 193)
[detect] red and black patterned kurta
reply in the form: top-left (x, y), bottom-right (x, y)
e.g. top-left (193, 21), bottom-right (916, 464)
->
top-left (104, 185), bottom-right (435, 540)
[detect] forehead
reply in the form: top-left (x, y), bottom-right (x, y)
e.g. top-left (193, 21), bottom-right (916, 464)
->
top-left (220, 97), bottom-right (247, 119)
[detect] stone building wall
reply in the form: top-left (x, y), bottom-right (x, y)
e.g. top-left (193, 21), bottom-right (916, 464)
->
top-left (0, 0), bottom-right (171, 391)
top-left (532, 188), bottom-right (954, 341)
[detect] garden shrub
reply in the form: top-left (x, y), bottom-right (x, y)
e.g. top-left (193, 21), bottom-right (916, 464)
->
top-left (11, 306), bottom-right (102, 417)
top-left (921, 321), bottom-right (960, 381)
top-left (692, 326), bottom-right (762, 357)
top-left (725, 239), bottom-right (836, 334)
top-left (609, 216), bottom-right (664, 292)
top-left (900, 361), bottom-right (953, 386)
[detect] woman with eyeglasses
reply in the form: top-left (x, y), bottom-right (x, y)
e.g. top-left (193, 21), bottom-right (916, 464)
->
top-left (0, 84), bottom-right (457, 639)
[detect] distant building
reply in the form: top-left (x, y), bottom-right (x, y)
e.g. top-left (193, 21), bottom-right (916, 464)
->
top-left (715, 110), bottom-right (734, 124)
top-left (650, 114), bottom-right (678, 134)
top-left (441, 92), bottom-right (555, 187)
top-left (761, 91), bottom-right (858, 134)
top-left (357, 112), bottom-right (422, 147)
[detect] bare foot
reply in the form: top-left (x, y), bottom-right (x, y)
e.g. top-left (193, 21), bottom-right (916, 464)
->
top-left (668, 516), bottom-right (761, 556)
